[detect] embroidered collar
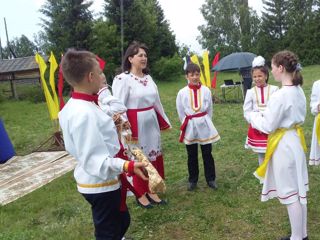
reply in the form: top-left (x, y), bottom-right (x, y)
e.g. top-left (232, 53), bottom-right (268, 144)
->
top-left (71, 92), bottom-right (98, 105)
top-left (130, 73), bottom-right (148, 86)
top-left (256, 84), bottom-right (267, 89)
top-left (188, 83), bottom-right (201, 90)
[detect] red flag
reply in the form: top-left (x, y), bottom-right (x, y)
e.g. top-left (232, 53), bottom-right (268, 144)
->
top-left (96, 55), bottom-right (106, 70)
top-left (211, 52), bottom-right (220, 89)
top-left (58, 63), bottom-right (65, 110)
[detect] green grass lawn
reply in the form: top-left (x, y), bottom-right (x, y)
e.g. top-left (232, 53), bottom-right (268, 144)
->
top-left (1, 65), bottom-right (320, 239)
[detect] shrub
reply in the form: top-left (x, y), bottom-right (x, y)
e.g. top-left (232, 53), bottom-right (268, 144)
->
top-left (152, 54), bottom-right (184, 82)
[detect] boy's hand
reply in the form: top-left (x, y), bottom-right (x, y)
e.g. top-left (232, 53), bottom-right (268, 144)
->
top-left (133, 162), bottom-right (149, 181)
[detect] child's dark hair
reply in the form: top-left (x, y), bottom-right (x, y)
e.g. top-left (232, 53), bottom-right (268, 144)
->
top-left (252, 65), bottom-right (269, 83)
top-left (61, 49), bottom-right (97, 86)
top-left (122, 41), bottom-right (149, 74)
top-left (272, 50), bottom-right (303, 86)
top-left (185, 63), bottom-right (200, 75)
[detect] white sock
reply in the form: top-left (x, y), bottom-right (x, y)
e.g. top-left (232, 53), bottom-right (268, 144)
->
top-left (258, 153), bottom-right (265, 166)
top-left (301, 203), bottom-right (307, 238)
top-left (287, 201), bottom-right (303, 240)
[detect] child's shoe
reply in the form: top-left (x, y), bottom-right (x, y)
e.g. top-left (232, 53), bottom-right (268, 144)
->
top-left (207, 180), bottom-right (218, 190)
top-left (188, 182), bottom-right (197, 191)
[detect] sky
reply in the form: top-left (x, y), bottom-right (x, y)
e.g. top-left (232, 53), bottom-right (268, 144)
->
top-left (0, 0), bottom-right (262, 54)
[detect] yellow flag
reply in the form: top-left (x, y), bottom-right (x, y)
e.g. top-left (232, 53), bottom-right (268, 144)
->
top-left (48, 51), bottom-right (59, 110)
top-left (35, 53), bottom-right (59, 120)
top-left (190, 55), bottom-right (206, 86)
top-left (202, 51), bottom-right (211, 87)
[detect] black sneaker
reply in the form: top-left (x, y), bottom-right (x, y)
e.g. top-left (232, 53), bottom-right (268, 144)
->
top-left (207, 180), bottom-right (218, 189)
top-left (188, 182), bottom-right (197, 191)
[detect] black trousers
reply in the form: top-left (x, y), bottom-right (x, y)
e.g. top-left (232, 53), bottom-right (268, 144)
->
top-left (186, 143), bottom-right (216, 184)
top-left (82, 189), bottom-right (130, 240)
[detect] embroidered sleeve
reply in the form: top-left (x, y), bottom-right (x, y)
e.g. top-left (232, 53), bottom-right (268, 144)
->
top-left (152, 80), bottom-right (171, 128)
top-left (310, 81), bottom-right (320, 115)
top-left (243, 89), bottom-right (253, 123)
top-left (176, 90), bottom-right (185, 123)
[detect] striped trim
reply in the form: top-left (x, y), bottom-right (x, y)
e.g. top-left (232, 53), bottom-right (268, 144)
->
top-left (262, 183), bottom-right (309, 200)
top-left (254, 85), bottom-right (271, 108)
top-left (189, 88), bottom-right (202, 112)
top-left (77, 179), bottom-right (119, 188)
top-left (184, 134), bottom-right (220, 143)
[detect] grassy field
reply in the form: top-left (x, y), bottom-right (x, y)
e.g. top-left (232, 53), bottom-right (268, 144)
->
top-left (1, 66), bottom-right (320, 239)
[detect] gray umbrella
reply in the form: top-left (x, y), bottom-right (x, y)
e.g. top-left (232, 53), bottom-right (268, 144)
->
top-left (212, 52), bottom-right (257, 72)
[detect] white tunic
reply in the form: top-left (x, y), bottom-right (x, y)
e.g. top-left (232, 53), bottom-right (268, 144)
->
top-left (176, 85), bottom-right (220, 145)
top-left (243, 84), bottom-right (279, 152)
top-left (309, 80), bottom-right (320, 166)
top-left (112, 72), bottom-right (171, 161)
top-left (98, 86), bottom-right (127, 116)
top-left (59, 98), bottom-right (124, 194)
top-left (249, 86), bottom-right (309, 204)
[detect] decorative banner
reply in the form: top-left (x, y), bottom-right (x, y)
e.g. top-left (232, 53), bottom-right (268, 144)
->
top-left (190, 55), bottom-right (206, 86)
top-left (96, 55), bottom-right (106, 70)
top-left (202, 51), bottom-right (211, 87)
top-left (211, 52), bottom-right (220, 89)
top-left (35, 53), bottom-right (59, 120)
top-left (48, 51), bottom-right (59, 110)
top-left (58, 63), bottom-right (65, 110)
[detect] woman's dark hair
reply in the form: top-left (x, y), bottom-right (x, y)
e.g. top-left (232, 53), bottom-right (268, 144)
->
top-left (122, 41), bottom-right (150, 74)
top-left (272, 50), bottom-right (303, 86)
top-left (252, 65), bottom-right (269, 83)
top-left (185, 63), bottom-right (200, 75)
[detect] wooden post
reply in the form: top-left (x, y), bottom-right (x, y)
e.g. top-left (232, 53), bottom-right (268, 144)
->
top-left (10, 73), bottom-right (18, 99)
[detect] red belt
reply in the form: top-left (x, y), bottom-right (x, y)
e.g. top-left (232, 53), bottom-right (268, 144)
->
top-left (127, 106), bottom-right (154, 140)
top-left (179, 112), bottom-right (207, 142)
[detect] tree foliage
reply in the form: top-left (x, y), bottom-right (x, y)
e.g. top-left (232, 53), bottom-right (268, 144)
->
top-left (199, 0), bottom-right (320, 65)
top-left (103, 0), bottom-right (177, 65)
top-left (1, 35), bottom-right (36, 58)
top-left (39, 0), bottom-right (94, 56)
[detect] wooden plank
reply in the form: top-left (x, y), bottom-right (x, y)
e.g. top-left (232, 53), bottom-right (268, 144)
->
top-left (0, 154), bottom-right (76, 205)
top-left (0, 151), bottom-right (68, 184)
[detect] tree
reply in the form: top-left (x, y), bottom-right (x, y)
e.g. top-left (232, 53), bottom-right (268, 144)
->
top-left (40, 0), bottom-right (93, 55)
top-left (198, 0), bottom-right (241, 56)
top-left (255, 0), bottom-right (289, 59)
top-left (103, 0), bottom-right (177, 65)
top-left (90, 19), bottom-right (121, 81)
top-left (1, 35), bottom-right (36, 58)
top-left (198, 0), bottom-right (259, 57)
top-left (284, 0), bottom-right (315, 64)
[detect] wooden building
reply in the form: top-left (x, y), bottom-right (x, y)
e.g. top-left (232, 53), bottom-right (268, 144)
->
top-left (0, 56), bottom-right (46, 99)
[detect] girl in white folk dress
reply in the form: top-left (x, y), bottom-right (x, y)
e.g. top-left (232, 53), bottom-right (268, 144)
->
top-left (249, 51), bottom-right (309, 240)
top-left (243, 56), bottom-right (279, 166)
top-left (112, 42), bottom-right (171, 208)
top-left (309, 79), bottom-right (320, 166)
top-left (176, 63), bottom-right (220, 191)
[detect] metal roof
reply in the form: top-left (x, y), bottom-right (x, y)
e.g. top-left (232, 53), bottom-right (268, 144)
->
top-left (0, 56), bottom-right (47, 74)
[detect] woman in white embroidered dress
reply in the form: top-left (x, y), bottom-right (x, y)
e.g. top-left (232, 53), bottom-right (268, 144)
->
top-left (309, 79), bottom-right (320, 166)
top-left (249, 51), bottom-right (309, 240)
top-left (243, 56), bottom-right (278, 166)
top-left (112, 42), bottom-right (171, 208)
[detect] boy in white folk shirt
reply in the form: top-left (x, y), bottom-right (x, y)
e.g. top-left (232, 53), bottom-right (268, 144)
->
top-left (59, 49), bottom-right (147, 240)
top-left (176, 63), bottom-right (220, 191)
